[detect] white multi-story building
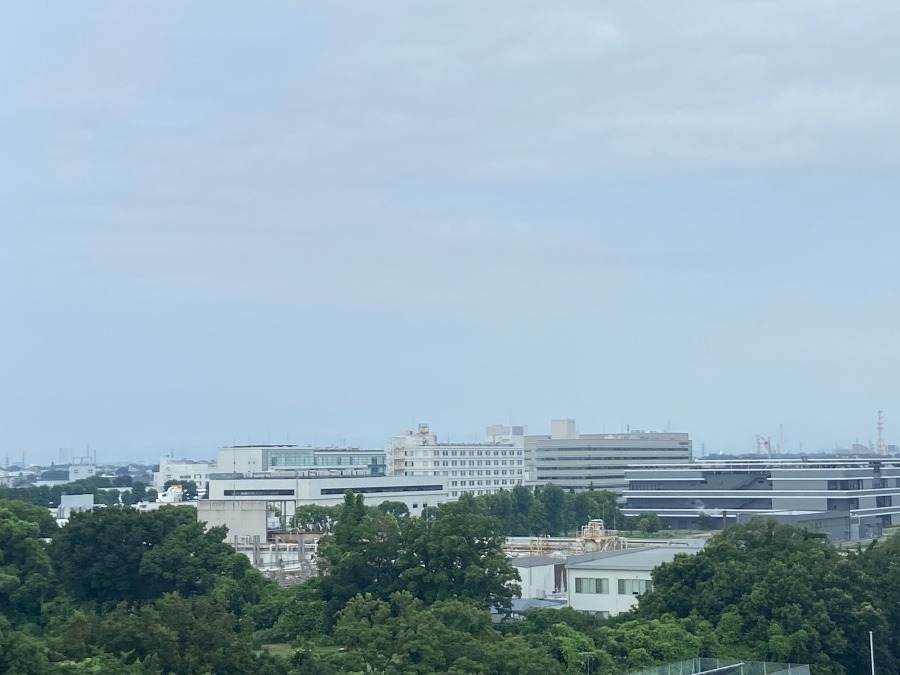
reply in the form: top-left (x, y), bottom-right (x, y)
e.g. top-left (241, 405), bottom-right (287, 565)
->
top-left (387, 424), bottom-right (527, 498)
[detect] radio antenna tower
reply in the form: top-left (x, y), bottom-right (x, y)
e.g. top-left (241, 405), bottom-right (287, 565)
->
top-left (877, 410), bottom-right (886, 454)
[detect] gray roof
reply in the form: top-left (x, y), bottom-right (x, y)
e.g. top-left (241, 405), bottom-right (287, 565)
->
top-left (511, 555), bottom-right (564, 568)
top-left (511, 598), bottom-right (568, 612)
top-left (566, 546), bottom-right (698, 571)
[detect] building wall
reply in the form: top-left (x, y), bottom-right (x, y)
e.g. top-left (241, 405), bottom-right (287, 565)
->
top-left (623, 459), bottom-right (900, 536)
top-left (206, 475), bottom-right (448, 519)
top-left (197, 500), bottom-right (269, 543)
top-left (68, 464), bottom-right (96, 482)
top-left (526, 420), bottom-right (692, 492)
top-left (387, 424), bottom-right (526, 498)
top-left (512, 562), bottom-right (565, 599)
top-left (566, 567), bottom-right (654, 617)
top-left (153, 458), bottom-right (216, 491)
top-left (217, 446), bottom-right (267, 475)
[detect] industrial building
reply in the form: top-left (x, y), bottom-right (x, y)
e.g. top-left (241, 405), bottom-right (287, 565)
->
top-left (566, 545), bottom-right (702, 618)
top-left (199, 474), bottom-right (447, 542)
top-left (386, 424), bottom-right (527, 498)
top-left (525, 419), bottom-right (692, 491)
top-left (623, 458), bottom-right (900, 538)
top-left (153, 444), bottom-right (387, 492)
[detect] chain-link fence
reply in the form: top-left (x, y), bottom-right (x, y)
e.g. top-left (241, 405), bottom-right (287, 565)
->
top-left (624, 658), bottom-right (811, 675)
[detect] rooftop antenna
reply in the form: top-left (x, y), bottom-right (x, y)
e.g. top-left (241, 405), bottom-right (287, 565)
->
top-left (877, 410), bottom-right (886, 454)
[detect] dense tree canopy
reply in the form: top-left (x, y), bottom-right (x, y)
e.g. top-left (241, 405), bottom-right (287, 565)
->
top-left (6, 480), bottom-right (900, 675)
top-left (463, 484), bottom-right (627, 537)
top-left (636, 519), bottom-right (897, 674)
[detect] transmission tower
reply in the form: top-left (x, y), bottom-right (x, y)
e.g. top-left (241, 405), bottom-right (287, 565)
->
top-left (877, 410), bottom-right (886, 454)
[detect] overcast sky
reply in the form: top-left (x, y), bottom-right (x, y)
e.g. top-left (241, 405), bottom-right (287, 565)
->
top-left (3, 1), bottom-right (900, 463)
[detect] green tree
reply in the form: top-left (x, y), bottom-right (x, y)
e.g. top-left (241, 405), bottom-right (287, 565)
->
top-left (50, 506), bottom-right (230, 605)
top-left (56, 594), bottom-right (286, 675)
top-left (398, 497), bottom-right (520, 613)
top-left (0, 499), bottom-right (58, 537)
top-left (376, 501), bottom-right (410, 519)
top-left (538, 484), bottom-right (567, 536)
top-left (637, 512), bottom-right (663, 534)
top-left (332, 592), bottom-right (564, 675)
top-left (317, 492), bottom-right (403, 622)
top-left (292, 505), bottom-right (340, 532)
top-left (0, 506), bottom-right (56, 624)
top-left (637, 519), bottom-right (885, 674)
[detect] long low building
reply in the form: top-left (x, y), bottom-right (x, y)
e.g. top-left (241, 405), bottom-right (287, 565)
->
top-left (199, 475), bottom-right (448, 542)
top-left (623, 458), bottom-right (900, 538)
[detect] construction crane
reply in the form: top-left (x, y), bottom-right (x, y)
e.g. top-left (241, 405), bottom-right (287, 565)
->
top-left (755, 435), bottom-right (772, 457)
top-left (877, 410), bottom-right (886, 454)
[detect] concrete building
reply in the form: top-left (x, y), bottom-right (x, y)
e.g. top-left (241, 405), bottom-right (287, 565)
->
top-left (217, 444), bottom-right (385, 478)
top-left (153, 458), bottom-right (217, 492)
top-left (387, 424), bottom-right (527, 498)
top-left (200, 474), bottom-right (448, 542)
top-left (57, 494), bottom-right (95, 519)
top-left (566, 546), bottom-right (700, 618)
top-left (511, 556), bottom-right (567, 599)
top-left (525, 419), bottom-right (692, 491)
top-left (68, 463), bottom-right (96, 482)
top-left (153, 445), bottom-right (387, 493)
top-left (623, 458), bottom-right (900, 538)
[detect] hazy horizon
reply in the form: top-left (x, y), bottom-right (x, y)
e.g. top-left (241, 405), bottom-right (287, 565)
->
top-left (3, 1), bottom-right (900, 465)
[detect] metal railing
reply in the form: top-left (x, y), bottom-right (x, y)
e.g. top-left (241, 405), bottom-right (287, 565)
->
top-left (623, 658), bottom-right (810, 675)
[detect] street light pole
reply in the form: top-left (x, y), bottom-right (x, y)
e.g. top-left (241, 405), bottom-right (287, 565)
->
top-left (870, 630), bottom-right (876, 675)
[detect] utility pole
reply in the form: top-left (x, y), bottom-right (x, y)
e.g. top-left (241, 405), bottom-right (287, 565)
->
top-left (870, 630), bottom-right (876, 674)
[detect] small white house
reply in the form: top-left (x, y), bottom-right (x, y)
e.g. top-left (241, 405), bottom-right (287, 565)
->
top-left (566, 546), bottom-right (700, 618)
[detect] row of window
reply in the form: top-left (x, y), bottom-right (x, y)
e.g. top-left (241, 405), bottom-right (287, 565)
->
top-left (450, 478), bottom-right (523, 487)
top-left (573, 577), bottom-right (653, 595)
top-left (403, 449), bottom-right (522, 457)
top-left (449, 484), bottom-right (522, 497)
top-left (403, 460), bottom-right (523, 467)
top-left (269, 451), bottom-right (382, 467)
top-left (403, 470), bottom-right (523, 478)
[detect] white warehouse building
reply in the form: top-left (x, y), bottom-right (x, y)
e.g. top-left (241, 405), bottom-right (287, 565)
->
top-left (387, 424), bottom-right (527, 498)
top-left (566, 545), bottom-right (702, 618)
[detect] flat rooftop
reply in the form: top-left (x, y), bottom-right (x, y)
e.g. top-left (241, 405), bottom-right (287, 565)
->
top-left (567, 546), bottom-right (699, 571)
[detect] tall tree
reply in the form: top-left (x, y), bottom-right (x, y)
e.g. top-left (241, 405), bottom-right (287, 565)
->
top-left (398, 497), bottom-right (520, 613)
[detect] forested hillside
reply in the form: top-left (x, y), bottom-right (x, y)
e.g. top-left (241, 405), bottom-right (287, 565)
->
top-left (1, 492), bottom-right (898, 674)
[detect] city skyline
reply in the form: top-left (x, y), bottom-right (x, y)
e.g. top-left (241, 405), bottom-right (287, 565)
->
top-left (6, 413), bottom-right (894, 466)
